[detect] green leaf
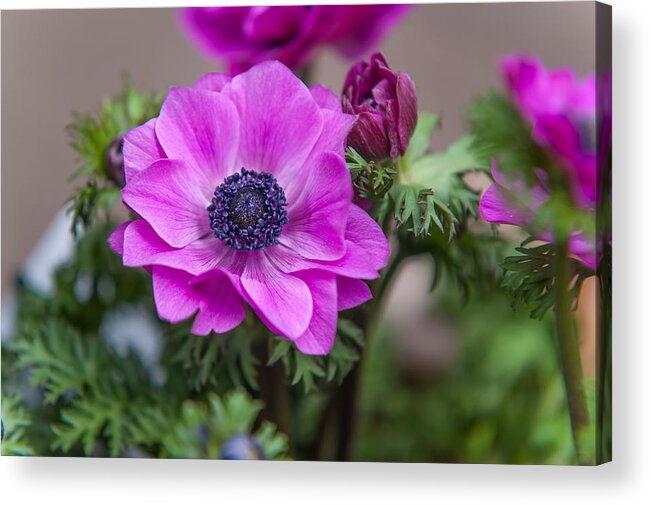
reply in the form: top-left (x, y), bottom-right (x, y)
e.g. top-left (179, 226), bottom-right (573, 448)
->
top-left (502, 240), bottom-right (592, 320)
top-left (407, 136), bottom-right (484, 196)
top-left (467, 92), bottom-right (551, 179)
top-left (325, 319), bottom-right (365, 384)
top-left (268, 318), bottom-right (365, 394)
top-left (1, 394), bottom-right (35, 456)
top-left (402, 112), bottom-right (440, 166)
top-left (166, 324), bottom-right (260, 392)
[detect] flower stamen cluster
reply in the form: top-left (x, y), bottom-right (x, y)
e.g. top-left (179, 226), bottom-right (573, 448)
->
top-left (208, 168), bottom-right (288, 251)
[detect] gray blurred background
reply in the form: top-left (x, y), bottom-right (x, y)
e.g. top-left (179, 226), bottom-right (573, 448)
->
top-left (1, 2), bottom-right (596, 294)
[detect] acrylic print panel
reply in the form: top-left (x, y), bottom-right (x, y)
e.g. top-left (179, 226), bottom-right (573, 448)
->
top-left (1, 2), bottom-right (611, 465)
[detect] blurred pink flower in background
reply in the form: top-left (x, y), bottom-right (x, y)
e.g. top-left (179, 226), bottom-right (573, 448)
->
top-left (501, 54), bottom-right (597, 206)
top-left (480, 55), bottom-right (598, 268)
top-left (180, 5), bottom-right (411, 75)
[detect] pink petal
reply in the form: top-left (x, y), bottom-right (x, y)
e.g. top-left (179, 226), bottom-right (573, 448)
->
top-left (569, 234), bottom-right (597, 269)
top-left (309, 85), bottom-right (341, 111)
top-left (275, 204), bottom-right (390, 280)
top-left (122, 220), bottom-right (230, 276)
top-left (122, 159), bottom-right (213, 248)
top-left (339, 204), bottom-right (390, 273)
top-left (151, 266), bottom-right (199, 323)
top-left (123, 118), bottom-right (166, 183)
top-left (152, 265), bottom-right (246, 335)
top-left (280, 152), bottom-right (352, 261)
top-left (240, 251), bottom-right (313, 340)
top-left (192, 72), bottom-right (232, 92)
top-left (294, 271), bottom-right (338, 355)
top-left (155, 86), bottom-right (240, 183)
top-left (108, 221), bottom-right (130, 256)
top-left (336, 276), bottom-right (372, 311)
top-left (222, 61), bottom-right (323, 180)
top-left (190, 272), bottom-right (247, 335)
top-left (479, 184), bottom-right (530, 227)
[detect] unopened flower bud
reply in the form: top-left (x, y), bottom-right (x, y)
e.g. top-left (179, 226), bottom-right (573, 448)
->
top-left (105, 134), bottom-right (126, 187)
top-left (342, 52), bottom-right (417, 162)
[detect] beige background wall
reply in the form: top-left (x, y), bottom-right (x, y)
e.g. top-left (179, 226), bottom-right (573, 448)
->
top-left (1, 2), bottom-right (595, 293)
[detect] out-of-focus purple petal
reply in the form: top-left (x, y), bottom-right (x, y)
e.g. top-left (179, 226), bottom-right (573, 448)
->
top-left (479, 185), bottom-right (531, 227)
top-left (180, 5), bottom-right (409, 74)
top-left (330, 5), bottom-right (411, 59)
top-left (192, 72), bottom-right (232, 92)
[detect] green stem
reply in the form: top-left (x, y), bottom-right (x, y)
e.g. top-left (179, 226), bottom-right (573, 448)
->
top-left (554, 238), bottom-right (592, 465)
top-left (257, 340), bottom-right (293, 456)
top-left (334, 236), bottom-right (404, 461)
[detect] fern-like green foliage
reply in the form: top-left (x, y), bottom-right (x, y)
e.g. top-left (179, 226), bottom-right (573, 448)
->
top-left (164, 321), bottom-right (260, 393)
top-left (1, 394), bottom-right (35, 456)
top-left (347, 112), bottom-right (485, 240)
top-left (131, 389), bottom-right (288, 460)
top-left (346, 147), bottom-right (397, 202)
top-left (267, 319), bottom-right (365, 394)
top-left (502, 239), bottom-right (593, 320)
top-left (390, 113), bottom-right (484, 239)
top-left (3, 222), bottom-right (289, 459)
top-left (67, 79), bottom-right (163, 235)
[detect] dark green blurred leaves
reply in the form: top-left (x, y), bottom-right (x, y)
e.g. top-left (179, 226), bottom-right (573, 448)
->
top-left (502, 239), bottom-right (593, 320)
top-left (356, 287), bottom-right (576, 464)
top-left (267, 319), bottom-right (365, 394)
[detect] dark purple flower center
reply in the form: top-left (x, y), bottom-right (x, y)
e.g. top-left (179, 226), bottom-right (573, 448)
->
top-left (208, 168), bottom-right (288, 251)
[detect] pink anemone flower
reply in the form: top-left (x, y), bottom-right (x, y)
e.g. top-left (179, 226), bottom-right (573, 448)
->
top-left (480, 55), bottom-right (598, 269)
top-left (180, 5), bottom-right (411, 75)
top-left (109, 61), bottom-right (389, 355)
top-left (480, 162), bottom-right (597, 269)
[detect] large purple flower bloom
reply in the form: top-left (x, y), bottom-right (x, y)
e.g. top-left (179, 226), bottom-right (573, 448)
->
top-left (480, 55), bottom-right (597, 269)
top-left (180, 5), bottom-right (410, 75)
top-left (109, 62), bottom-right (389, 355)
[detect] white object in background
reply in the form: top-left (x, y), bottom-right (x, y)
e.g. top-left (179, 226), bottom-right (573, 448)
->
top-left (2, 209), bottom-right (75, 341)
top-left (21, 208), bottom-right (76, 295)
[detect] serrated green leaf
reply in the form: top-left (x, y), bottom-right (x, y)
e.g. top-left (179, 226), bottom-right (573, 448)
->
top-left (402, 112), bottom-right (440, 165)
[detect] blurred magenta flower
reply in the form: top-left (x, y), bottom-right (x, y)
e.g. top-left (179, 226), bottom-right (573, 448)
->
top-left (109, 62), bottom-right (389, 355)
top-left (480, 162), bottom-right (597, 268)
top-left (180, 5), bottom-right (410, 75)
top-left (480, 55), bottom-right (597, 269)
top-left (501, 54), bottom-right (596, 206)
top-left (342, 52), bottom-right (417, 162)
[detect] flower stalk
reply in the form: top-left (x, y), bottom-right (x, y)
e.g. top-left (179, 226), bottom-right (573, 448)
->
top-left (553, 235), bottom-right (592, 465)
